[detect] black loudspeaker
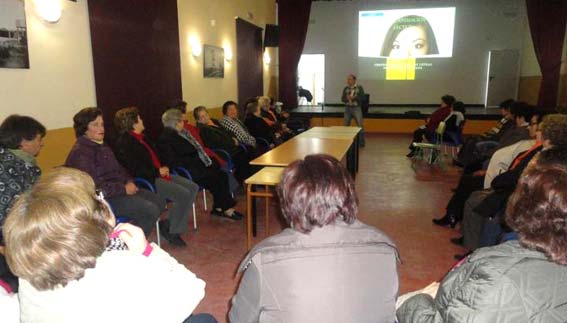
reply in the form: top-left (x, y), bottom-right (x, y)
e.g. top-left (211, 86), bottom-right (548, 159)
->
top-left (362, 94), bottom-right (370, 116)
top-left (264, 24), bottom-right (279, 47)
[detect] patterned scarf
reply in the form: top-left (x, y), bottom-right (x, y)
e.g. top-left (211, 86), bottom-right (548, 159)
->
top-left (179, 129), bottom-right (212, 167)
top-left (346, 85), bottom-right (360, 107)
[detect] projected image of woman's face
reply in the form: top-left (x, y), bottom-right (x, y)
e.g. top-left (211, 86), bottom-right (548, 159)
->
top-left (389, 26), bottom-right (428, 57)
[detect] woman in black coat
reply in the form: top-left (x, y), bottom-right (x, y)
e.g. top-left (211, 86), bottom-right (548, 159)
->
top-left (157, 109), bottom-right (243, 220)
top-left (244, 99), bottom-right (278, 144)
top-left (113, 107), bottom-right (198, 247)
top-left (193, 106), bottom-right (256, 183)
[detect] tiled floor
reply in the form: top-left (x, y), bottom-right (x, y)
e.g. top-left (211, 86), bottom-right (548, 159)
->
top-left (158, 133), bottom-right (467, 323)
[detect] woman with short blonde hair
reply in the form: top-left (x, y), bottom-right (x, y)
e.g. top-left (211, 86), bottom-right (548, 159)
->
top-left (3, 167), bottom-right (212, 323)
top-left (4, 168), bottom-right (113, 290)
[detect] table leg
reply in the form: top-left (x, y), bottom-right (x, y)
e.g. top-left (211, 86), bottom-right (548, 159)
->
top-left (347, 140), bottom-right (356, 179)
top-left (246, 184), bottom-right (252, 249)
top-left (355, 135), bottom-right (360, 172)
top-left (265, 185), bottom-right (270, 236)
top-left (251, 185), bottom-right (257, 237)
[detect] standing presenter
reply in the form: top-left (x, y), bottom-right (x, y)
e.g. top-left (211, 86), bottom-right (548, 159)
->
top-left (341, 74), bottom-right (365, 146)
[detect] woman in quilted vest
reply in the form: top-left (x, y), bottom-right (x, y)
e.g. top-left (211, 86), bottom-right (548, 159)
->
top-left (229, 154), bottom-right (399, 323)
top-left (397, 147), bottom-right (567, 322)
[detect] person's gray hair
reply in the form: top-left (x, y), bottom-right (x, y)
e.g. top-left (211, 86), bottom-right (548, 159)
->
top-left (162, 109), bottom-right (183, 129)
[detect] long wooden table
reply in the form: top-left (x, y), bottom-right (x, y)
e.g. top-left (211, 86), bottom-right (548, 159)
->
top-left (245, 127), bottom-right (360, 248)
top-left (250, 137), bottom-right (352, 167)
top-left (294, 126), bottom-right (361, 177)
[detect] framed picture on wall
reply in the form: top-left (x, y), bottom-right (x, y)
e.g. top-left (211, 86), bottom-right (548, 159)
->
top-left (0, 0), bottom-right (30, 69)
top-left (203, 45), bottom-right (224, 78)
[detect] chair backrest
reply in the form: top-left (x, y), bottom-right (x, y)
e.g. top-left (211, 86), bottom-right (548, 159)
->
top-left (255, 137), bottom-right (271, 147)
top-left (133, 177), bottom-right (156, 193)
top-left (430, 121), bottom-right (445, 144)
top-left (444, 120), bottom-right (466, 145)
top-left (436, 121), bottom-right (446, 135)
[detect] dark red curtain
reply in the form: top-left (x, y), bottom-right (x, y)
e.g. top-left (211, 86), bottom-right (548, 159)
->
top-left (278, 0), bottom-right (312, 110)
top-left (88, 0), bottom-right (182, 140)
top-left (526, 0), bottom-right (567, 110)
top-left (236, 18), bottom-right (264, 119)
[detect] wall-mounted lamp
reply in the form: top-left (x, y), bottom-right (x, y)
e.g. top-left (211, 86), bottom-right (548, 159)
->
top-left (224, 46), bottom-right (233, 62)
top-left (191, 41), bottom-right (202, 57)
top-left (34, 0), bottom-right (63, 23)
top-left (263, 51), bottom-right (271, 65)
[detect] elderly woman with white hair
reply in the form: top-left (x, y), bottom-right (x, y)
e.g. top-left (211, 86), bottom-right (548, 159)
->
top-left (157, 109), bottom-right (243, 221)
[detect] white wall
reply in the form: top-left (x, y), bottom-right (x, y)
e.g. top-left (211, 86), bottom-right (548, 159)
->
top-left (0, 0), bottom-right (96, 130)
top-left (304, 0), bottom-right (527, 105)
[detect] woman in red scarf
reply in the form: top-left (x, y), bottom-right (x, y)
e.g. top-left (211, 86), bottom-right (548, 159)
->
top-left (113, 107), bottom-right (198, 247)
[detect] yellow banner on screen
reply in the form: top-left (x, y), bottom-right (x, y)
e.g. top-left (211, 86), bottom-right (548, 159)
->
top-left (385, 58), bottom-right (416, 80)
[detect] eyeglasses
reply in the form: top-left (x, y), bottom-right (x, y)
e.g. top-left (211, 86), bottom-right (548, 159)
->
top-left (95, 189), bottom-right (105, 200)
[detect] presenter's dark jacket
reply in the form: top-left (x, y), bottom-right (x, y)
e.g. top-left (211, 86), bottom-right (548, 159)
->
top-left (341, 85), bottom-right (365, 107)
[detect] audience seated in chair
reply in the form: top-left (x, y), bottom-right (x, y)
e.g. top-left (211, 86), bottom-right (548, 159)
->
top-left (432, 109), bottom-right (543, 230)
top-left (112, 107), bottom-right (199, 247)
top-left (397, 151), bottom-right (567, 323)
top-left (2, 167), bottom-right (216, 323)
top-left (157, 109), bottom-right (243, 221)
top-left (407, 95), bottom-right (455, 157)
top-left (174, 100), bottom-right (227, 169)
top-left (219, 100), bottom-right (269, 158)
top-left (456, 114), bottom-right (567, 258)
top-left (219, 100), bottom-right (257, 148)
top-left (193, 106), bottom-right (256, 183)
top-left (244, 98), bottom-right (279, 146)
top-left (174, 101), bottom-right (241, 193)
top-left (461, 101), bottom-right (534, 173)
top-left (258, 95), bottom-right (294, 141)
top-left (0, 115), bottom-right (45, 294)
top-left (270, 97), bottom-right (290, 122)
top-left (230, 154), bottom-right (399, 323)
top-left (442, 100), bottom-right (465, 143)
top-left (455, 99), bottom-right (515, 166)
top-left (65, 108), bottom-right (162, 237)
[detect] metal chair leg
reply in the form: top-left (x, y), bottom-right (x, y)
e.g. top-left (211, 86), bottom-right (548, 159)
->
top-left (156, 219), bottom-right (161, 247)
top-left (192, 203), bottom-right (198, 230)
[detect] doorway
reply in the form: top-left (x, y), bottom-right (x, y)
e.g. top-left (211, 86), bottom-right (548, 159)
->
top-left (485, 49), bottom-right (520, 108)
top-left (298, 54), bottom-right (325, 106)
